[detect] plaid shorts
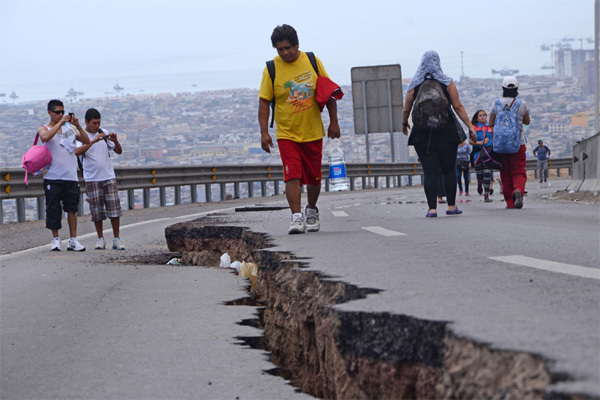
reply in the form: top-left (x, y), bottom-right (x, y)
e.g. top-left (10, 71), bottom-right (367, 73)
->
top-left (85, 179), bottom-right (123, 222)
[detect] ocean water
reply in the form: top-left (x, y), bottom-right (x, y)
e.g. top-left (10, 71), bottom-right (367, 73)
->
top-left (0, 67), bottom-right (262, 104)
top-left (0, 42), bottom-right (592, 105)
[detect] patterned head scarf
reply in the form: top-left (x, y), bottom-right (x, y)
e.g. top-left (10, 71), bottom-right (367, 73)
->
top-left (407, 50), bottom-right (453, 92)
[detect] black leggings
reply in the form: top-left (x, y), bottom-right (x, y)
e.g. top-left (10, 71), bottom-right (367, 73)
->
top-left (415, 139), bottom-right (458, 209)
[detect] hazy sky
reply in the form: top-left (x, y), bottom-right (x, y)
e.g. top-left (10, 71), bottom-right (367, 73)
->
top-left (0, 0), bottom-right (596, 101)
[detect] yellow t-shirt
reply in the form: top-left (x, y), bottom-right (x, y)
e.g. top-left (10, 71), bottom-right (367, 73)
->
top-left (259, 52), bottom-right (330, 142)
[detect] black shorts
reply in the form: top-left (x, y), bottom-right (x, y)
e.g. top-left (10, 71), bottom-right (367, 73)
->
top-left (44, 179), bottom-right (80, 230)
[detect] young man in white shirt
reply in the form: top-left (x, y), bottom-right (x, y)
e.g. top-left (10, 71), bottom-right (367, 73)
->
top-left (75, 108), bottom-right (125, 250)
top-left (39, 99), bottom-right (90, 251)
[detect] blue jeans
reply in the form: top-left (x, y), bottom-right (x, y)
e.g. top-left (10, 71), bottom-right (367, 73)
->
top-left (456, 166), bottom-right (470, 193)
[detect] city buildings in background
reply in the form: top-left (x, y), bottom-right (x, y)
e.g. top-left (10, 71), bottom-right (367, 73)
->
top-left (0, 73), bottom-right (597, 171)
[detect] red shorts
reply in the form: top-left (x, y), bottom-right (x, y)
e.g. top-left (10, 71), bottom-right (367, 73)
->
top-left (277, 139), bottom-right (323, 186)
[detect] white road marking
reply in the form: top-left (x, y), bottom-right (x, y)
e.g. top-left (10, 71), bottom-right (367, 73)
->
top-left (332, 210), bottom-right (349, 217)
top-left (489, 255), bottom-right (600, 280)
top-left (361, 226), bottom-right (407, 237)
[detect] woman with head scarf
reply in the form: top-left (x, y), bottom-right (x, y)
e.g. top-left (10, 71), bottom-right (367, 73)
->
top-left (402, 51), bottom-right (476, 217)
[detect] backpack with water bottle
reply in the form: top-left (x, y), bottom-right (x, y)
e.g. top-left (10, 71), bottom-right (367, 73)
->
top-left (492, 98), bottom-right (522, 154)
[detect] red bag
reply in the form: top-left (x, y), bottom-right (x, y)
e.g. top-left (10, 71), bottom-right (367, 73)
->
top-left (22, 133), bottom-right (52, 185)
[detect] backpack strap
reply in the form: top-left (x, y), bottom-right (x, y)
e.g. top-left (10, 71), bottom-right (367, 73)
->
top-left (306, 51), bottom-right (319, 76)
top-left (494, 98), bottom-right (504, 113)
top-left (511, 98), bottom-right (522, 112)
top-left (266, 60), bottom-right (276, 128)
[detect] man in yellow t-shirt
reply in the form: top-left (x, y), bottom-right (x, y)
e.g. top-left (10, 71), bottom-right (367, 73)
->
top-left (258, 24), bottom-right (341, 235)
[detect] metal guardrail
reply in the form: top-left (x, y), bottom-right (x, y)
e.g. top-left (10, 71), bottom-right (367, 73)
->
top-left (0, 157), bottom-right (572, 224)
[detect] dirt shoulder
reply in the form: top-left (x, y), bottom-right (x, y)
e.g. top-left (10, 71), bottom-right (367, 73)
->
top-left (548, 190), bottom-right (600, 204)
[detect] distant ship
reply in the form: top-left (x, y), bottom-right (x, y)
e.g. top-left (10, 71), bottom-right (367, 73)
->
top-left (113, 81), bottom-right (124, 91)
top-left (491, 68), bottom-right (519, 76)
top-left (540, 44), bottom-right (550, 51)
top-left (9, 91), bottom-right (18, 100)
top-left (66, 87), bottom-right (84, 97)
top-left (556, 42), bottom-right (572, 49)
top-left (540, 64), bottom-right (555, 70)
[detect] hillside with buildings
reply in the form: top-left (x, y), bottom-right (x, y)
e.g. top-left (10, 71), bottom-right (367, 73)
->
top-left (0, 73), bottom-right (596, 169)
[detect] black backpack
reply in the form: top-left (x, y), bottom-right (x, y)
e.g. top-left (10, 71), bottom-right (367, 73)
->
top-left (266, 51), bottom-right (319, 128)
top-left (411, 73), bottom-right (449, 131)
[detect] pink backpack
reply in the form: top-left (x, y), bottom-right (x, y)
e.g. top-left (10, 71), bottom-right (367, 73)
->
top-left (22, 132), bottom-right (52, 185)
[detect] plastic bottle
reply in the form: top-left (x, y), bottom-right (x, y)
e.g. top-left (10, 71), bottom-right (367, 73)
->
top-left (328, 140), bottom-right (349, 191)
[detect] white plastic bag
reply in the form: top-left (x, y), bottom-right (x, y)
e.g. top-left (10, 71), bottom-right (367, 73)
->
top-left (219, 253), bottom-right (231, 268)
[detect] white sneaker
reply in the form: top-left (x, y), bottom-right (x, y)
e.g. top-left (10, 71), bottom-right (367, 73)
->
top-left (95, 237), bottom-right (106, 250)
top-left (50, 237), bottom-right (61, 251)
top-left (112, 237), bottom-right (125, 250)
top-left (288, 213), bottom-right (306, 234)
top-left (67, 238), bottom-right (86, 252)
top-left (304, 205), bottom-right (320, 232)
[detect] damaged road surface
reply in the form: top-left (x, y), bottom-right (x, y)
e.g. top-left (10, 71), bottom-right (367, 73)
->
top-left (166, 188), bottom-right (599, 399)
top-left (2, 186), bottom-right (598, 399)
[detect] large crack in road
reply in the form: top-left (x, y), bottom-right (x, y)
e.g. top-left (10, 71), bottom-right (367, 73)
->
top-left (164, 218), bottom-right (583, 400)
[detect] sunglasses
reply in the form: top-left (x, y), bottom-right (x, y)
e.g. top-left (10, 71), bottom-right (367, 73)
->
top-left (50, 109), bottom-right (65, 115)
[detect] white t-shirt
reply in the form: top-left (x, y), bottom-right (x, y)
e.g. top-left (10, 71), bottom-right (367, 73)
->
top-left (77, 129), bottom-right (116, 182)
top-left (489, 97), bottom-right (529, 145)
top-left (43, 124), bottom-right (79, 181)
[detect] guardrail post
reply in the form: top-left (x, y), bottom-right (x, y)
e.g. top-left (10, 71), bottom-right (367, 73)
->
top-left (127, 189), bottom-right (135, 210)
top-left (408, 175), bottom-right (413, 186)
top-left (248, 182), bottom-right (254, 198)
top-left (374, 177), bottom-right (379, 189)
top-left (205, 184), bottom-right (212, 202)
top-left (234, 182), bottom-right (240, 199)
top-left (398, 176), bottom-right (402, 187)
top-left (143, 188), bottom-right (150, 208)
top-left (534, 170), bottom-right (538, 180)
top-left (273, 180), bottom-right (279, 195)
top-left (362, 177), bottom-right (367, 189)
top-left (325, 178), bottom-right (330, 192)
top-left (220, 183), bottom-right (226, 201)
top-left (350, 177), bottom-right (355, 191)
top-left (260, 181), bottom-right (267, 197)
top-left (556, 168), bottom-right (561, 177)
top-left (17, 198), bottom-right (25, 222)
top-left (37, 196), bottom-right (45, 220)
top-left (0, 200), bottom-right (3, 225)
top-left (191, 185), bottom-right (198, 203)
top-left (386, 176), bottom-right (391, 188)
top-left (175, 186), bottom-right (182, 205)
top-left (159, 188), bottom-right (166, 206)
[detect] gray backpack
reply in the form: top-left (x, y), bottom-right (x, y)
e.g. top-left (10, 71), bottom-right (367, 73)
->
top-left (411, 73), bottom-right (449, 131)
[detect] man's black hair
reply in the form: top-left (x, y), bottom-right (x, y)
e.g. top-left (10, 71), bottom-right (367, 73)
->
top-left (85, 108), bottom-right (101, 122)
top-left (271, 24), bottom-right (298, 48)
top-left (47, 99), bottom-right (64, 111)
top-left (502, 87), bottom-right (519, 98)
